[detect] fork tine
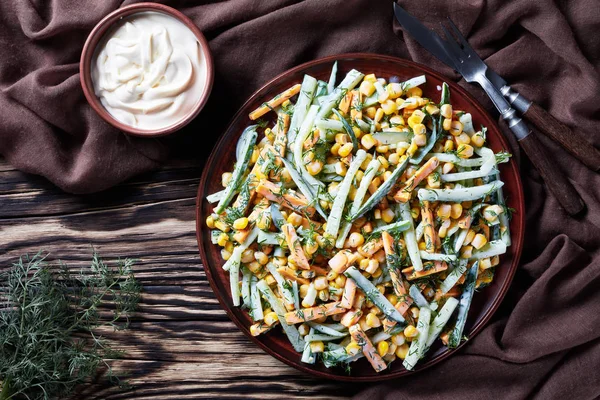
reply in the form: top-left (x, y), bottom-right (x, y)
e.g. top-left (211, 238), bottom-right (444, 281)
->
top-left (439, 23), bottom-right (464, 62)
top-left (446, 17), bottom-right (471, 50)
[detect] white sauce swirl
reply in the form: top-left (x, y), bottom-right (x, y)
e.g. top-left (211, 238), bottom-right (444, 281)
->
top-left (92, 11), bottom-right (207, 130)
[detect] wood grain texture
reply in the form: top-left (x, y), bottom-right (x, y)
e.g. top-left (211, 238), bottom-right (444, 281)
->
top-left (523, 102), bottom-right (600, 171)
top-left (0, 158), bottom-right (361, 399)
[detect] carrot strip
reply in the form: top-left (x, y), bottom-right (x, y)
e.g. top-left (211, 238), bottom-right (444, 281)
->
top-left (277, 267), bottom-right (310, 285)
top-left (328, 250), bottom-right (357, 274)
top-left (338, 90), bottom-right (354, 114)
top-left (421, 200), bottom-right (436, 253)
top-left (249, 84), bottom-right (301, 120)
top-left (341, 308), bottom-right (363, 327)
top-left (256, 180), bottom-right (315, 216)
top-left (284, 301), bottom-right (346, 324)
top-left (402, 260), bottom-right (448, 281)
top-left (282, 224), bottom-right (310, 270)
top-left (349, 324), bottom-right (387, 372)
top-left (340, 278), bottom-right (357, 309)
top-left (357, 238), bottom-right (383, 257)
top-left (394, 157), bottom-right (439, 203)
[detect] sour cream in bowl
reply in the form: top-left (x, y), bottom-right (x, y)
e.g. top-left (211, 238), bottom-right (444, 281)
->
top-left (80, 3), bottom-right (213, 137)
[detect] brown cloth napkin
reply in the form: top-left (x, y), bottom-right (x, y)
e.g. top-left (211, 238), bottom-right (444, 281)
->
top-left (2, 0), bottom-right (600, 398)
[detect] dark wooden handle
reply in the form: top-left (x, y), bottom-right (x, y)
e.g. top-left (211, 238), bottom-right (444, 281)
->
top-left (519, 132), bottom-right (585, 216)
top-left (523, 102), bottom-right (600, 171)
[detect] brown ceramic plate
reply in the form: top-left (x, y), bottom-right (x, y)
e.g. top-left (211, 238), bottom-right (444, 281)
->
top-left (196, 53), bottom-right (525, 381)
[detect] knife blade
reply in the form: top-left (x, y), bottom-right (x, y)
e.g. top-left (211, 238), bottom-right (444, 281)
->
top-left (393, 3), bottom-right (508, 92)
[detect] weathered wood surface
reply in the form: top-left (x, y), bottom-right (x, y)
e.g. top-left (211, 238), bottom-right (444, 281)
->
top-left (0, 158), bottom-right (366, 399)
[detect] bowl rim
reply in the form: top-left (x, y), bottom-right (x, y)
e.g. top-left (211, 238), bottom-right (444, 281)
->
top-left (79, 2), bottom-right (214, 137)
top-left (196, 53), bottom-right (525, 381)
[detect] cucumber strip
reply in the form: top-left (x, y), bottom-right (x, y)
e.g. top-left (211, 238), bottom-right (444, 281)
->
top-left (418, 181), bottom-right (504, 202)
top-left (355, 118), bottom-right (370, 132)
top-left (270, 203), bottom-right (286, 230)
top-left (374, 80), bottom-right (386, 97)
top-left (222, 226), bottom-right (260, 272)
top-left (398, 202), bottom-right (423, 271)
top-left (210, 230), bottom-right (220, 244)
top-left (371, 220), bottom-right (411, 235)
top-left (425, 297), bottom-right (459, 349)
top-left (439, 259), bottom-right (468, 294)
top-left (250, 274), bottom-right (264, 321)
top-left (305, 332), bottom-right (344, 342)
top-left (440, 167), bottom-right (498, 182)
top-left (288, 75), bottom-right (318, 149)
top-left (266, 262), bottom-right (296, 307)
top-left (459, 112), bottom-right (475, 135)
top-left (241, 267), bottom-right (252, 308)
top-left (350, 154), bottom-right (411, 221)
top-left (415, 221), bottom-right (425, 241)
top-left (424, 153), bottom-right (487, 167)
top-left (308, 322), bottom-right (348, 338)
top-left (301, 342), bottom-right (316, 364)
top-left (315, 118), bottom-right (344, 132)
top-left (321, 174), bottom-right (344, 182)
top-left (332, 109), bottom-right (358, 152)
top-left (235, 125), bottom-right (258, 161)
top-left (322, 347), bottom-right (363, 368)
top-left (344, 266), bottom-right (405, 324)
top-left (419, 251), bottom-right (457, 262)
top-left (409, 285), bottom-right (430, 308)
top-left (326, 150), bottom-right (368, 238)
top-left (336, 158), bottom-right (381, 248)
top-left (493, 171), bottom-right (512, 247)
top-left (315, 80), bottom-right (329, 98)
top-left (257, 230), bottom-right (280, 245)
top-left (363, 92), bottom-right (379, 107)
top-left (229, 256), bottom-right (242, 306)
top-left (371, 331), bottom-right (391, 345)
top-left (206, 189), bottom-right (225, 203)
top-left (400, 75), bottom-right (427, 90)
top-left (293, 105), bottom-right (324, 195)
top-left (317, 69), bottom-right (364, 119)
top-left (448, 262), bottom-right (478, 348)
top-left (372, 131), bottom-right (412, 145)
top-left (273, 246), bottom-right (285, 258)
top-left (403, 306), bottom-right (431, 371)
top-left (292, 280), bottom-right (300, 310)
top-left (214, 126), bottom-right (258, 214)
top-left (280, 157), bottom-right (328, 219)
top-left (470, 240), bottom-right (507, 259)
top-left (327, 61), bottom-right (338, 95)
top-left (320, 322), bottom-right (346, 331)
top-left (257, 280), bottom-right (305, 352)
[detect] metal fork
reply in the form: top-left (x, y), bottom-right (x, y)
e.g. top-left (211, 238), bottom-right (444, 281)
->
top-left (439, 18), bottom-right (585, 215)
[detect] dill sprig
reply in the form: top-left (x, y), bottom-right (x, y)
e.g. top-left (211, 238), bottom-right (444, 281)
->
top-left (0, 252), bottom-right (141, 400)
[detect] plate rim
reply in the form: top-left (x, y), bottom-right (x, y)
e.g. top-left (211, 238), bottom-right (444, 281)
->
top-left (196, 52), bottom-right (525, 382)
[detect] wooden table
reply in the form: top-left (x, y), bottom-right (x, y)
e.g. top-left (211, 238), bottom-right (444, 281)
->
top-left (0, 157), bottom-right (367, 399)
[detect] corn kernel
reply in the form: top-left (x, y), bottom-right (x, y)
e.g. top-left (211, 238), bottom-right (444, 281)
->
top-left (265, 274), bottom-right (276, 286)
top-left (410, 306), bottom-right (420, 319)
top-left (365, 106), bottom-right (377, 119)
top-left (437, 204), bottom-right (452, 219)
top-left (390, 116), bottom-right (404, 127)
top-left (346, 341), bottom-right (361, 356)
top-left (406, 86), bottom-right (423, 97)
top-left (381, 208), bottom-right (395, 223)
top-left (426, 104), bottom-right (439, 115)
top-left (387, 152), bottom-right (399, 165)
top-left (480, 257), bottom-right (492, 270)
top-left (460, 245), bottom-right (474, 259)
top-left (348, 232), bottom-right (365, 248)
top-left (377, 340), bottom-right (389, 357)
top-left (483, 205), bottom-right (504, 222)
top-left (471, 131), bottom-right (485, 147)
top-left (338, 142), bottom-right (354, 158)
top-left (381, 100), bottom-right (398, 115)
top-left (330, 142), bottom-right (341, 156)
top-left (335, 161), bottom-right (347, 176)
top-left (442, 162), bottom-right (454, 174)
top-left (264, 311), bottom-right (279, 326)
top-left (314, 276), bottom-right (328, 291)
top-left (233, 217), bottom-right (249, 230)
top-left (217, 232), bottom-right (229, 247)
top-left (456, 133), bottom-right (471, 145)
top-left (306, 160), bottom-right (323, 176)
top-left (464, 229), bottom-right (476, 245)
top-left (221, 172), bottom-right (232, 187)
top-left (441, 104), bottom-right (453, 119)
top-left (386, 293), bottom-right (399, 305)
top-left (457, 144), bottom-right (474, 158)
top-left (373, 209), bottom-right (382, 219)
top-left (442, 118), bottom-right (452, 131)
top-left (310, 341), bottom-right (325, 353)
top-left (444, 139), bottom-right (455, 152)
top-left (215, 220), bottom-right (230, 233)
top-left (221, 249), bottom-right (232, 261)
top-left (410, 207), bottom-right (420, 219)
top-left (449, 120), bottom-right (463, 136)
top-left (451, 203), bottom-right (463, 219)
top-left (287, 212), bottom-right (303, 227)
top-left (414, 134), bottom-right (427, 147)
top-left (206, 215), bottom-right (216, 229)
top-left (491, 255), bottom-right (500, 267)
top-left (427, 172), bottom-right (441, 188)
top-left (407, 142), bottom-right (418, 157)
top-left (413, 123), bottom-right (427, 136)
top-left (366, 259), bottom-right (380, 274)
top-left (393, 343), bottom-right (408, 359)
top-left (366, 312), bottom-right (381, 328)
top-left (404, 325), bottom-right (418, 338)
top-left (472, 233), bottom-right (488, 249)
top-left (361, 134), bottom-right (377, 150)
top-left (392, 333), bottom-right (406, 346)
top-left (360, 80), bottom-right (376, 96)
top-left (407, 110), bottom-right (425, 128)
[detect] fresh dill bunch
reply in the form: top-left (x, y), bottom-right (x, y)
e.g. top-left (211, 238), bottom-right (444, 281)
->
top-left (0, 252), bottom-right (141, 400)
